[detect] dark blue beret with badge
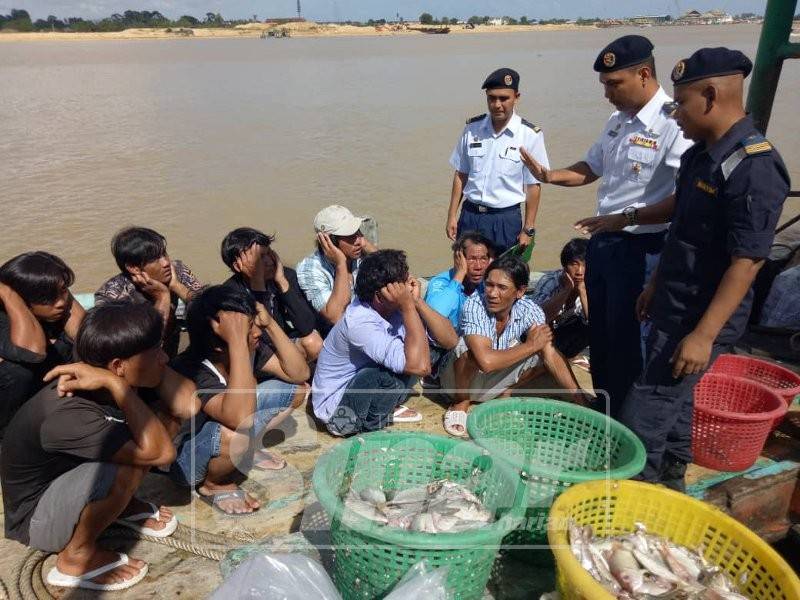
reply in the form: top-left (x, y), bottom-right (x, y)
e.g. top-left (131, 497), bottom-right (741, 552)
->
top-left (482, 68), bottom-right (520, 91)
top-left (671, 47), bottom-right (753, 85)
top-left (593, 35), bottom-right (654, 72)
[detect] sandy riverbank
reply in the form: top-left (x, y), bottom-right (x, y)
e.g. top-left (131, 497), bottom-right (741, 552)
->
top-left (0, 20), bottom-right (588, 42)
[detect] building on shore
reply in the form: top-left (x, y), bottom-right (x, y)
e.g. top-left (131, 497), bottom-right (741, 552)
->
top-left (676, 9), bottom-right (733, 25)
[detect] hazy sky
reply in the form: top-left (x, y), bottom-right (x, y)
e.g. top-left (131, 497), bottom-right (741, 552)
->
top-left (2, 1), bottom-right (768, 23)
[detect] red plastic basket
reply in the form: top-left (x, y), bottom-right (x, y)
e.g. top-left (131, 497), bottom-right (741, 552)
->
top-left (710, 354), bottom-right (800, 428)
top-left (692, 374), bottom-right (787, 472)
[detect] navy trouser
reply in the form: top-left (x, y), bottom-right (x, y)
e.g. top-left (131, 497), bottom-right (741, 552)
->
top-left (585, 231), bottom-right (665, 417)
top-left (618, 326), bottom-right (729, 489)
top-left (457, 201), bottom-right (522, 255)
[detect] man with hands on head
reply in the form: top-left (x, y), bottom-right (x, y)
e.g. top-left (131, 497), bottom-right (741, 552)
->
top-left (221, 227), bottom-right (323, 363)
top-left (520, 35), bottom-right (692, 416)
top-left (618, 48), bottom-right (790, 491)
top-left (95, 226), bottom-right (204, 358)
top-left (312, 250), bottom-right (457, 436)
top-left (0, 252), bottom-right (86, 431)
top-left (0, 302), bottom-right (197, 592)
top-left (296, 205), bottom-right (377, 332)
top-left (169, 285), bottom-right (310, 515)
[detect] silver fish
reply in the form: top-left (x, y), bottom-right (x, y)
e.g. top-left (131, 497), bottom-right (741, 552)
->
top-left (411, 512), bottom-right (437, 533)
top-left (359, 487), bottom-right (386, 506)
top-left (606, 543), bottom-right (645, 594)
top-left (387, 486), bottom-right (429, 506)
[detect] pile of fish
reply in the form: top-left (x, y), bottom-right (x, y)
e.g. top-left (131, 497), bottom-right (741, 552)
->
top-left (341, 480), bottom-right (494, 533)
top-left (568, 520), bottom-right (749, 599)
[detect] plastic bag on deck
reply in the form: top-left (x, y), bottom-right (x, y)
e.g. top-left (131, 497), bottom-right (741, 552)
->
top-left (384, 561), bottom-right (450, 599)
top-left (209, 553), bottom-right (341, 600)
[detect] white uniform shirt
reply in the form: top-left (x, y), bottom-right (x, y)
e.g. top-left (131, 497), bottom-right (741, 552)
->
top-left (450, 112), bottom-right (550, 209)
top-left (584, 86), bottom-right (693, 234)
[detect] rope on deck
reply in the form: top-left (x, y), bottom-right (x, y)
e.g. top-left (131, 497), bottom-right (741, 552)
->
top-left (8, 523), bottom-right (248, 599)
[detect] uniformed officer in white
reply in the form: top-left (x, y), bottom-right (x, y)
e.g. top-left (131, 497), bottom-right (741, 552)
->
top-left (446, 68), bottom-right (549, 255)
top-left (521, 35), bottom-right (692, 417)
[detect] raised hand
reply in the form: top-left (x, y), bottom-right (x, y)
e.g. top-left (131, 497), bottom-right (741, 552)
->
top-left (317, 232), bottom-right (347, 267)
top-left (520, 147), bottom-right (550, 183)
top-left (210, 310), bottom-right (251, 346)
top-left (378, 281), bottom-right (412, 310)
top-left (407, 276), bottom-right (422, 302)
top-left (130, 270), bottom-right (170, 301)
top-left (233, 243), bottom-right (266, 287)
top-left (44, 362), bottom-right (123, 398)
top-left (453, 249), bottom-right (468, 281)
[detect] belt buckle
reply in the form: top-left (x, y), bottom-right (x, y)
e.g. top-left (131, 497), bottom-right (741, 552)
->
top-left (477, 205), bottom-right (487, 213)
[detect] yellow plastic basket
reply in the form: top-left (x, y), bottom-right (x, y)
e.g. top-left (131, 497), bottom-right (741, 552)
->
top-left (547, 480), bottom-right (800, 599)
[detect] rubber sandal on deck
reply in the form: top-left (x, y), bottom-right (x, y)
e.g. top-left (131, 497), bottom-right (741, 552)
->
top-left (196, 489), bottom-right (259, 517)
top-left (115, 501), bottom-right (178, 538)
top-left (46, 552), bottom-right (148, 591)
top-left (443, 410), bottom-right (468, 438)
top-left (392, 404), bottom-right (422, 423)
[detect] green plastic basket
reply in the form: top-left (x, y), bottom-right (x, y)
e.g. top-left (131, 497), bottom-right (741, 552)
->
top-left (467, 398), bottom-right (646, 546)
top-left (312, 431), bottom-right (526, 600)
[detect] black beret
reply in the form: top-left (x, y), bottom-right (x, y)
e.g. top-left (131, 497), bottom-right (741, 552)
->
top-left (671, 47), bottom-right (753, 85)
top-left (482, 68), bottom-right (519, 91)
top-left (593, 35), bottom-right (654, 72)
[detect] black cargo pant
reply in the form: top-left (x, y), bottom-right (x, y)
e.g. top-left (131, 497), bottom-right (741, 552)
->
top-left (618, 326), bottom-right (729, 491)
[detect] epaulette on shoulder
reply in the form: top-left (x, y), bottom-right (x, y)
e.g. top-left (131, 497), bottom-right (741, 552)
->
top-left (466, 113), bottom-right (486, 125)
top-left (521, 118), bottom-right (542, 133)
top-left (742, 133), bottom-right (772, 156)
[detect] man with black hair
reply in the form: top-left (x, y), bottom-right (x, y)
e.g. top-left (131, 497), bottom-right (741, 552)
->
top-left (440, 255), bottom-right (584, 437)
top-left (296, 205), bottom-right (378, 332)
top-left (531, 238), bottom-right (590, 358)
top-left (312, 250), bottom-right (457, 436)
top-left (95, 226), bottom-right (204, 357)
top-left (520, 35), bottom-right (693, 417)
top-left (221, 227), bottom-right (323, 362)
top-left (0, 251), bottom-right (85, 430)
top-left (1, 302), bottom-right (192, 592)
top-left (169, 285), bottom-right (310, 515)
top-left (425, 230), bottom-right (495, 331)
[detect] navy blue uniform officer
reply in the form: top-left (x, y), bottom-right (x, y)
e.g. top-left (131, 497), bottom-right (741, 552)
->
top-left (619, 48), bottom-right (791, 491)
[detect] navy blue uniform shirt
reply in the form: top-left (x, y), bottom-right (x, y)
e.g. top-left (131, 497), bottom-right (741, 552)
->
top-left (650, 117), bottom-right (790, 343)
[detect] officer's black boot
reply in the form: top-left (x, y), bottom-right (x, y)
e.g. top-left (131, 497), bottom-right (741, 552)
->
top-left (660, 459), bottom-right (688, 493)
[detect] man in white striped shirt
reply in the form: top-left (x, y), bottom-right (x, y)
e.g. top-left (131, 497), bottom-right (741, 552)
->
top-left (439, 255), bottom-right (585, 436)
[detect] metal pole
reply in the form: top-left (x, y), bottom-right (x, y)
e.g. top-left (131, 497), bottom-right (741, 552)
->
top-left (746, 0), bottom-right (798, 134)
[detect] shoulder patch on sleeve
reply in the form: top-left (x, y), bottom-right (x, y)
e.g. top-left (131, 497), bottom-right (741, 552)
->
top-left (741, 133), bottom-right (772, 156)
top-left (466, 113), bottom-right (486, 125)
top-left (521, 118), bottom-right (542, 133)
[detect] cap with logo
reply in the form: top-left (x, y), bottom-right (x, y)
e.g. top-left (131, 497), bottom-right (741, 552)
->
top-left (593, 35), bottom-right (654, 73)
top-left (671, 47), bottom-right (753, 85)
top-left (313, 205), bottom-right (366, 237)
top-left (481, 68), bottom-right (520, 92)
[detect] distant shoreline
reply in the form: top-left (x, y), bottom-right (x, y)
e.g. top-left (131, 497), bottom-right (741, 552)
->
top-left (0, 22), bottom-right (596, 42)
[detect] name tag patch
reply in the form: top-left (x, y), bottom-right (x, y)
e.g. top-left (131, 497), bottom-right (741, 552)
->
top-left (695, 179), bottom-right (717, 195)
top-left (469, 142), bottom-right (482, 148)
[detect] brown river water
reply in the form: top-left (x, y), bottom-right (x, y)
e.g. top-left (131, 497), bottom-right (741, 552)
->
top-left (1, 24), bottom-right (798, 291)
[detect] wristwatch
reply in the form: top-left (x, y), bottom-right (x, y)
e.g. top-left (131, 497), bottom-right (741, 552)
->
top-left (523, 226), bottom-right (536, 237)
top-left (622, 206), bottom-right (638, 226)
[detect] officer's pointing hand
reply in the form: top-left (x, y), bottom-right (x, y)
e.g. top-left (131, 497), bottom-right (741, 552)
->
top-left (520, 147), bottom-right (550, 183)
top-left (669, 331), bottom-right (713, 379)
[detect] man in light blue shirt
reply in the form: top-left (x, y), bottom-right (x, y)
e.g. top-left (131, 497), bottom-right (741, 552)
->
top-left (520, 35), bottom-right (692, 417)
top-left (312, 250), bottom-right (457, 436)
top-left (425, 231), bottom-right (495, 332)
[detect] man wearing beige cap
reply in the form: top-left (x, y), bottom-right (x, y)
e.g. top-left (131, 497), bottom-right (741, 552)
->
top-left (296, 205), bottom-right (377, 332)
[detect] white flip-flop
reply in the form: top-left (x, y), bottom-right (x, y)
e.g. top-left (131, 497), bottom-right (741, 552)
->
top-left (443, 409), bottom-right (468, 438)
top-left (115, 501), bottom-right (178, 538)
top-left (392, 404), bottom-right (422, 423)
top-left (46, 552), bottom-right (148, 591)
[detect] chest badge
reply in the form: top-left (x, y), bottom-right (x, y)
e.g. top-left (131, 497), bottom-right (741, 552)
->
top-left (608, 123), bottom-right (622, 138)
top-left (629, 135), bottom-right (658, 150)
top-left (632, 162), bottom-right (642, 174)
top-left (695, 179), bottom-right (718, 196)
